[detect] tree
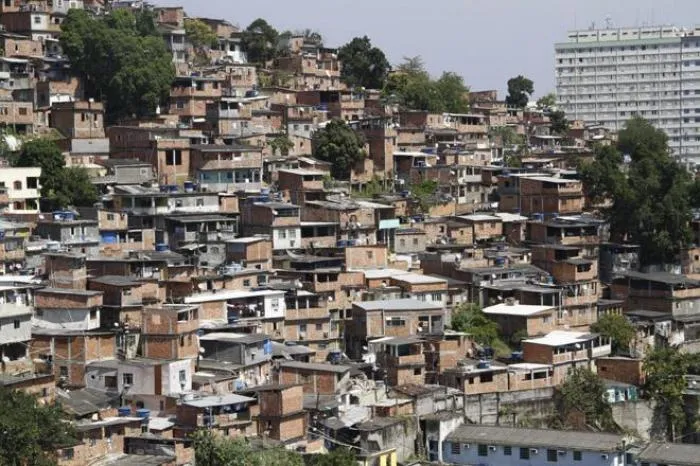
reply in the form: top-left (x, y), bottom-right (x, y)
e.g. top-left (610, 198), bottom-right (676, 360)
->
top-left (450, 303), bottom-right (503, 349)
top-left (410, 179), bottom-right (438, 212)
top-left (490, 126), bottom-right (525, 167)
top-left (337, 36), bottom-right (390, 90)
top-left (192, 430), bottom-right (306, 466)
top-left (14, 138), bottom-right (66, 208)
top-left (434, 71), bottom-right (470, 113)
top-left (580, 117), bottom-right (693, 266)
top-left (185, 18), bottom-right (217, 65)
top-left (506, 75), bottom-right (534, 108)
top-left (0, 385), bottom-right (77, 465)
top-left (13, 138), bottom-right (97, 210)
top-left (556, 367), bottom-right (617, 431)
top-left (61, 167), bottom-right (99, 208)
top-left (310, 449), bottom-right (357, 466)
top-left (590, 313), bottom-right (636, 354)
top-left (549, 110), bottom-right (570, 135)
top-left (384, 57), bottom-right (469, 113)
top-left (644, 346), bottom-right (690, 440)
top-left (312, 119), bottom-right (366, 180)
top-left (269, 135), bottom-right (294, 156)
top-left (60, 9), bottom-right (174, 123)
top-left (242, 18), bottom-right (279, 65)
top-left (536, 92), bottom-right (557, 109)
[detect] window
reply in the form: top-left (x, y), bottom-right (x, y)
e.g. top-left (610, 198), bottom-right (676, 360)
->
top-left (478, 445), bottom-right (488, 457)
top-left (13, 320), bottom-right (20, 329)
top-left (547, 449), bottom-right (557, 462)
top-left (122, 373), bottom-right (134, 386)
top-left (299, 324), bottom-right (307, 332)
top-left (504, 446), bottom-right (512, 456)
top-left (480, 373), bottom-right (493, 383)
top-left (573, 451), bottom-right (582, 461)
top-left (243, 279), bottom-right (251, 287)
top-left (366, 250), bottom-right (373, 259)
top-left (431, 292), bottom-right (442, 301)
top-left (278, 230), bottom-right (287, 239)
top-left (165, 149), bottom-right (182, 166)
top-left (13, 180), bottom-right (21, 190)
top-left (89, 309), bottom-right (97, 320)
top-left (33, 15), bottom-right (41, 24)
top-left (450, 443), bottom-right (460, 455)
top-left (315, 323), bottom-right (322, 331)
top-left (520, 448), bottom-right (530, 460)
top-left (413, 367), bottom-right (421, 375)
top-left (196, 198), bottom-right (204, 207)
top-left (179, 370), bottom-right (187, 383)
top-left (59, 366), bottom-right (68, 378)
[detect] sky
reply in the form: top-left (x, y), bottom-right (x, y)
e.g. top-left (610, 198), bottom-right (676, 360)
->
top-left (152, 0), bottom-right (700, 98)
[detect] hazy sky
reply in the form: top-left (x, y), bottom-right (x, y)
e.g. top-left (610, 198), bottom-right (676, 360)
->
top-left (152, 0), bottom-right (700, 98)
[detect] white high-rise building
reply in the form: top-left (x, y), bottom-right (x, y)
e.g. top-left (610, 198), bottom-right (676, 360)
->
top-left (555, 25), bottom-right (700, 164)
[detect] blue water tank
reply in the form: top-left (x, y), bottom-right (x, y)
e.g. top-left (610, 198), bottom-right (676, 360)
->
top-left (494, 257), bottom-right (506, 267)
top-left (159, 185), bottom-right (169, 193)
top-left (261, 188), bottom-right (270, 197)
top-left (118, 406), bottom-right (131, 417)
top-left (155, 243), bottom-right (169, 252)
top-left (511, 351), bottom-right (524, 360)
top-left (136, 409), bottom-right (150, 419)
top-left (476, 360), bottom-right (490, 369)
top-left (0, 231), bottom-right (5, 241)
top-left (168, 185), bottom-right (179, 193)
top-left (532, 213), bottom-right (544, 222)
top-left (184, 181), bottom-right (194, 192)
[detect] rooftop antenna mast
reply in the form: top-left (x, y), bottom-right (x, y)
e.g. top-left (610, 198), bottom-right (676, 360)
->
top-left (605, 15), bottom-right (613, 30)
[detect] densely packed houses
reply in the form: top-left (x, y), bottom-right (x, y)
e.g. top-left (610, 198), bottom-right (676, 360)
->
top-left (1, 1), bottom-right (700, 465)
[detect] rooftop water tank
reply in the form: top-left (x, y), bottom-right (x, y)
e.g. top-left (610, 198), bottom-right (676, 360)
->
top-left (136, 409), bottom-right (150, 419)
top-left (155, 243), bottom-right (169, 252)
top-left (117, 406), bottom-right (131, 417)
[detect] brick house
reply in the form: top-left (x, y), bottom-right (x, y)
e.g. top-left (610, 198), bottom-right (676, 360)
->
top-left (346, 299), bottom-right (446, 360)
top-left (254, 384), bottom-right (307, 443)
top-left (277, 361), bottom-right (350, 395)
top-left (140, 305), bottom-right (199, 361)
top-left (482, 301), bottom-right (557, 339)
top-left (175, 393), bottom-right (256, 438)
top-left (522, 330), bottom-right (611, 385)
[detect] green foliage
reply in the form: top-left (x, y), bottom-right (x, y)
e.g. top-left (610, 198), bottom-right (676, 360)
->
top-left (242, 18), bottom-right (279, 65)
top-left (580, 117), bottom-right (694, 266)
top-left (185, 18), bottom-right (217, 66)
top-left (644, 346), bottom-right (690, 439)
top-left (556, 367), bottom-right (617, 431)
top-left (0, 385), bottom-right (77, 466)
top-left (590, 313), bottom-right (635, 354)
top-left (193, 430), bottom-right (304, 466)
top-left (549, 110), bottom-right (570, 135)
top-left (312, 119), bottom-right (366, 180)
top-left (13, 138), bottom-right (97, 210)
top-left (384, 57), bottom-right (469, 113)
top-left (410, 179), bottom-right (438, 212)
top-left (193, 430), bottom-right (356, 466)
top-left (61, 167), bottom-right (99, 208)
top-left (450, 303), bottom-right (499, 345)
top-left (309, 448), bottom-right (357, 466)
top-left (60, 9), bottom-right (175, 123)
top-left (490, 126), bottom-right (525, 167)
top-left (506, 75), bottom-right (534, 108)
top-left (536, 92), bottom-right (557, 109)
top-left (269, 135), bottom-right (294, 156)
top-left (185, 18), bottom-right (218, 49)
top-left (338, 36), bottom-right (390, 90)
top-left (354, 176), bottom-right (387, 198)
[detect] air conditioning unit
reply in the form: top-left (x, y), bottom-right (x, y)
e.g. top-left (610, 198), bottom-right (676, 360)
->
top-left (488, 445), bottom-right (497, 451)
top-left (558, 450), bottom-right (566, 456)
top-left (601, 454), bottom-right (609, 460)
top-left (530, 448), bottom-right (539, 454)
top-left (463, 444), bottom-right (470, 449)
